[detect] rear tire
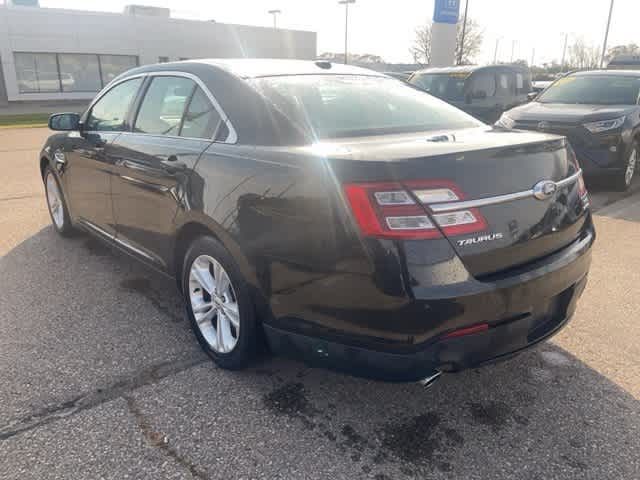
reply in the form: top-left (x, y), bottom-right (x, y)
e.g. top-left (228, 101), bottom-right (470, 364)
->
top-left (43, 166), bottom-right (74, 237)
top-left (610, 143), bottom-right (637, 192)
top-left (182, 236), bottom-right (258, 370)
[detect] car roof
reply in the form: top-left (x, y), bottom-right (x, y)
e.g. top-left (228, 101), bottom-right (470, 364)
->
top-left (570, 69), bottom-right (640, 77)
top-left (413, 64), bottom-right (528, 75)
top-left (186, 58), bottom-right (385, 78)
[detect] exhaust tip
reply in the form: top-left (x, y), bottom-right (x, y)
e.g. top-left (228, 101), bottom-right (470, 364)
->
top-left (418, 371), bottom-right (442, 389)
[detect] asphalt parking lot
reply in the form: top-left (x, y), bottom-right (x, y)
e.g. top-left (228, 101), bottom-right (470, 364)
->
top-left (1, 127), bottom-right (639, 480)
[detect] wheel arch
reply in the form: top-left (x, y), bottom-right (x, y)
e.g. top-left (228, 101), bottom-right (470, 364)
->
top-left (173, 216), bottom-right (272, 325)
top-left (172, 215), bottom-right (257, 293)
top-left (40, 156), bottom-right (51, 179)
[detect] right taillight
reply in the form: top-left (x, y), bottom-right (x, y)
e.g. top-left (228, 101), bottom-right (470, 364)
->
top-left (343, 180), bottom-right (487, 240)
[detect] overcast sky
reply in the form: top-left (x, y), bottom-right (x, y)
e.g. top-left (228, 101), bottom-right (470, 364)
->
top-left (34, 0), bottom-right (640, 65)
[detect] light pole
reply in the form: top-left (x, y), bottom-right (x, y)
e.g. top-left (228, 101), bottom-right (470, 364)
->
top-left (561, 33), bottom-right (569, 72)
top-left (268, 9), bottom-right (281, 29)
top-left (530, 48), bottom-right (535, 67)
top-left (458, 0), bottom-right (470, 65)
top-left (600, 0), bottom-right (615, 67)
top-left (511, 40), bottom-right (517, 63)
top-left (493, 37), bottom-right (502, 64)
top-left (338, 0), bottom-right (355, 64)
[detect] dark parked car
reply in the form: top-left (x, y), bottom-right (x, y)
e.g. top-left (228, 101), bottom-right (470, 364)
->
top-left (41, 59), bottom-right (594, 383)
top-left (608, 55), bottom-right (640, 70)
top-left (408, 65), bottom-right (532, 123)
top-left (498, 70), bottom-right (640, 190)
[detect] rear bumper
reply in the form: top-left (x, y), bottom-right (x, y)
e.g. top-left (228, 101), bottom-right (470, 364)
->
top-left (264, 226), bottom-right (594, 382)
top-left (265, 275), bottom-right (586, 382)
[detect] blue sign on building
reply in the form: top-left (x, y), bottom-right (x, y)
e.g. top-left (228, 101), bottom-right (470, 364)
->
top-left (433, 0), bottom-right (461, 24)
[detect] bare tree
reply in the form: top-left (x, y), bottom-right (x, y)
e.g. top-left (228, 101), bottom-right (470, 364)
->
top-left (606, 43), bottom-right (640, 62)
top-left (410, 18), bottom-right (483, 66)
top-left (455, 18), bottom-right (483, 65)
top-left (410, 24), bottom-right (432, 65)
top-left (568, 37), bottom-right (600, 70)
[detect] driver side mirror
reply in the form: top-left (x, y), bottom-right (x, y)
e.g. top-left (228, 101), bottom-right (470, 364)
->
top-left (48, 113), bottom-right (81, 131)
top-left (527, 92), bottom-right (538, 102)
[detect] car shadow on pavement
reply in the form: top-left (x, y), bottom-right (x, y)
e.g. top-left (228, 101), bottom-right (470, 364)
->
top-left (1, 226), bottom-right (639, 479)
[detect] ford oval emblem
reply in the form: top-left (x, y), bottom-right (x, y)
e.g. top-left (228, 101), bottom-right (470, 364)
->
top-left (533, 180), bottom-right (558, 200)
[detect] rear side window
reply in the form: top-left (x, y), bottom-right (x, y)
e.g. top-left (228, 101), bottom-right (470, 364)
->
top-left (86, 77), bottom-right (143, 131)
top-left (181, 87), bottom-right (221, 139)
top-left (496, 72), bottom-right (515, 96)
top-left (134, 76), bottom-right (195, 135)
top-left (470, 72), bottom-right (496, 99)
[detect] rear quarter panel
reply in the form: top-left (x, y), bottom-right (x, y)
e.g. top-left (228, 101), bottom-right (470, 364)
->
top-left (178, 143), bottom-right (345, 323)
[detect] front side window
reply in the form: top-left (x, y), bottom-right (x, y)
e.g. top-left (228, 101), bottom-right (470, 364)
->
top-left (14, 53), bottom-right (59, 93)
top-left (134, 76), bottom-right (195, 136)
top-left (181, 87), bottom-right (221, 139)
top-left (85, 77), bottom-right (143, 132)
top-left (538, 75), bottom-right (640, 105)
top-left (58, 54), bottom-right (101, 92)
top-left (252, 75), bottom-right (481, 140)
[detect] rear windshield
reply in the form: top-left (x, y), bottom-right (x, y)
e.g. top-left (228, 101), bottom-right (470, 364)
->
top-left (409, 73), bottom-right (468, 101)
top-left (251, 75), bottom-right (480, 140)
top-left (537, 75), bottom-right (640, 105)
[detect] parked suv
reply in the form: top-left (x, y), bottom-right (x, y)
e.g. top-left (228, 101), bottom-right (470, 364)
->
top-left (41, 59), bottom-right (593, 382)
top-left (498, 70), bottom-right (640, 190)
top-left (409, 65), bottom-right (532, 123)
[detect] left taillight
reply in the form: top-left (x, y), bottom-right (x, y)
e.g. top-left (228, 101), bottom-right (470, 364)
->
top-left (343, 180), bottom-right (487, 240)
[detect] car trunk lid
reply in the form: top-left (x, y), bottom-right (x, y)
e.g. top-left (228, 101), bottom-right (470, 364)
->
top-left (322, 127), bottom-right (589, 277)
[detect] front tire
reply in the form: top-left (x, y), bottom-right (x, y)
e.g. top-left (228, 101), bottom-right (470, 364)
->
top-left (610, 143), bottom-right (637, 191)
top-left (44, 166), bottom-right (74, 236)
top-left (182, 236), bottom-right (258, 370)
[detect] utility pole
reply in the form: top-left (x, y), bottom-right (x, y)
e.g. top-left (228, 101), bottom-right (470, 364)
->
top-left (458, 0), bottom-right (470, 65)
top-left (494, 37), bottom-right (502, 64)
top-left (600, 0), bottom-right (615, 67)
top-left (511, 40), bottom-right (517, 63)
top-left (338, 0), bottom-right (356, 64)
top-left (561, 33), bottom-right (569, 72)
top-left (530, 48), bottom-right (535, 67)
top-left (267, 9), bottom-right (281, 29)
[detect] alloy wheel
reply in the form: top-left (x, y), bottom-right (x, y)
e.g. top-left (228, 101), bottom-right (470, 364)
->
top-left (46, 172), bottom-right (64, 229)
top-left (188, 255), bottom-right (240, 353)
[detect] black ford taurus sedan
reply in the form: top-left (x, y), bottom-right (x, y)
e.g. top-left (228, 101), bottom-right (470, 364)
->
top-left (41, 59), bottom-right (594, 383)
top-left (498, 70), bottom-right (640, 191)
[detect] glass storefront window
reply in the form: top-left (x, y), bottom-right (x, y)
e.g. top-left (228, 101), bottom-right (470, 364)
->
top-left (14, 52), bottom-right (139, 94)
top-left (58, 53), bottom-right (102, 92)
top-left (99, 55), bottom-right (138, 86)
top-left (14, 53), bottom-right (60, 93)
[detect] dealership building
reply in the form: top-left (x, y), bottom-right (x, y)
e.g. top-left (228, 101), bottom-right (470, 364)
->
top-left (0, 1), bottom-right (317, 112)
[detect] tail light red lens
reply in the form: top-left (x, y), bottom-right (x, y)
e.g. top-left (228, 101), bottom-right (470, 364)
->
top-left (442, 322), bottom-right (489, 339)
top-left (343, 181), bottom-right (487, 240)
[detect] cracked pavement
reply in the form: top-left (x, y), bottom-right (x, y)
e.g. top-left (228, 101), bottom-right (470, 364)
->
top-left (1, 128), bottom-right (639, 479)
